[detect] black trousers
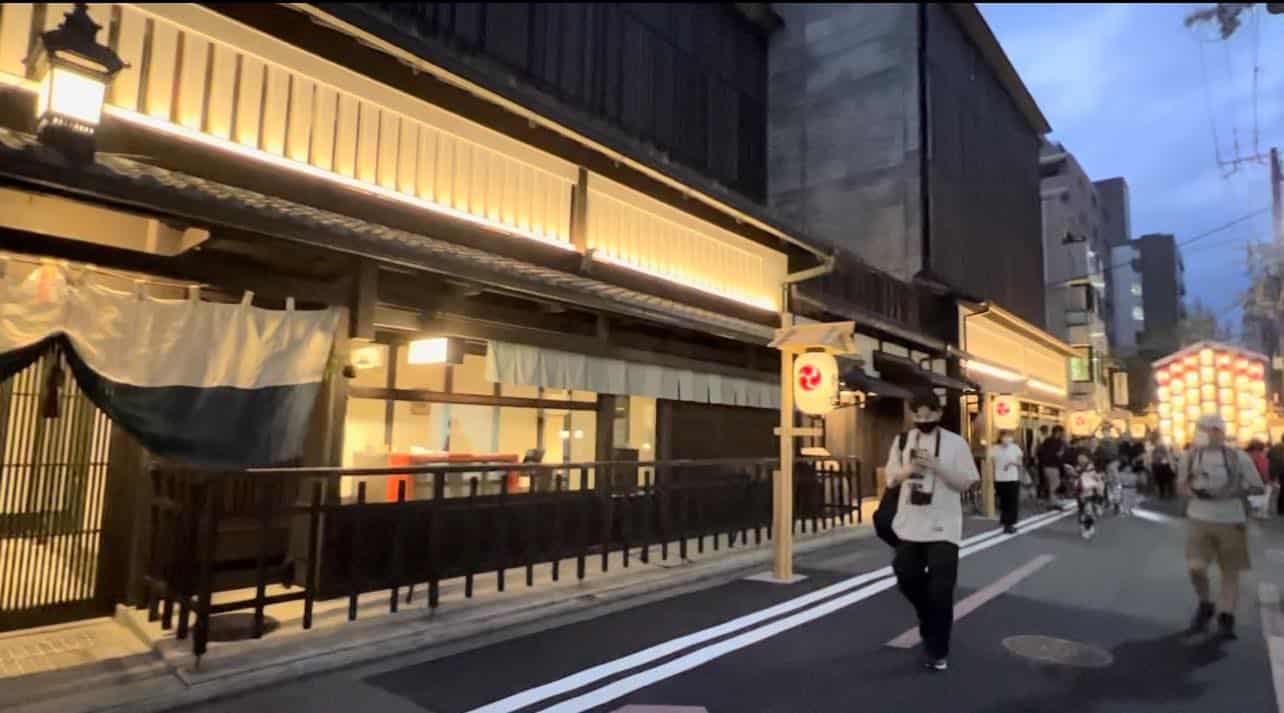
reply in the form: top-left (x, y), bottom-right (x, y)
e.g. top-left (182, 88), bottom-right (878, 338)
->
top-left (1154, 464), bottom-right (1176, 499)
top-left (893, 540), bottom-right (960, 660)
top-left (996, 481), bottom-right (1020, 527)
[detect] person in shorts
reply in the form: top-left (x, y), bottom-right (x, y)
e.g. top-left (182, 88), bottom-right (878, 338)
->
top-left (1180, 414), bottom-right (1263, 640)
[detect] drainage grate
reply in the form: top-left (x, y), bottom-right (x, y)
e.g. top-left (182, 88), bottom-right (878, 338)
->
top-left (1002, 635), bottom-right (1113, 668)
top-left (202, 613), bottom-right (280, 643)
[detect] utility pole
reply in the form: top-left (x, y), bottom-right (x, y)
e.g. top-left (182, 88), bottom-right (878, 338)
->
top-left (1272, 147), bottom-right (1282, 243)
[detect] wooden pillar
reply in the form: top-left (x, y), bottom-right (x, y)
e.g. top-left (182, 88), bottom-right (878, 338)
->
top-left (288, 308), bottom-right (350, 586)
top-left (981, 393), bottom-right (996, 519)
top-left (774, 347), bottom-right (795, 581)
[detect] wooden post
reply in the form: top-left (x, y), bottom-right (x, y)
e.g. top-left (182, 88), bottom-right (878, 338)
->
top-left (982, 394), bottom-right (996, 519)
top-left (774, 345), bottom-right (795, 581)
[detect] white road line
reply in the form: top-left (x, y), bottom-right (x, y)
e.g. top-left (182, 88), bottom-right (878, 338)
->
top-left (464, 509), bottom-right (1064, 713)
top-left (1259, 583), bottom-right (1284, 713)
top-left (886, 553), bottom-right (1055, 648)
top-left (536, 511), bottom-right (1076, 713)
top-left (1131, 508), bottom-right (1180, 525)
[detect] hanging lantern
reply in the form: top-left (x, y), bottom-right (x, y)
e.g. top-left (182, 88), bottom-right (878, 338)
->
top-left (26, 4), bottom-right (127, 163)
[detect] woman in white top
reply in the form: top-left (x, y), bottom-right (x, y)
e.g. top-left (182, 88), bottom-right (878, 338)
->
top-left (992, 430), bottom-right (1024, 534)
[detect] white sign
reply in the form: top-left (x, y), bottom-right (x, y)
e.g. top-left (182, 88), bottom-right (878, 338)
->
top-left (992, 395), bottom-right (1020, 431)
top-left (794, 352), bottom-right (838, 415)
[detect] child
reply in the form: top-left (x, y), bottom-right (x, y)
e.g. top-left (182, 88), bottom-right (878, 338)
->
top-left (1076, 452), bottom-right (1106, 540)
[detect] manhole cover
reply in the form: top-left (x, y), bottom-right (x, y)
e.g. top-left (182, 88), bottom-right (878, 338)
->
top-left (1002, 635), bottom-right (1113, 668)
top-left (202, 613), bottom-right (280, 642)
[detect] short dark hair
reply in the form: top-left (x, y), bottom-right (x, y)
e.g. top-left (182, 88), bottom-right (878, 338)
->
top-left (1039, 425), bottom-right (1049, 434)
top-left (1052, 425), bottom-right (1065, 435)
top-left (909, 389), bottom-right (940, 413)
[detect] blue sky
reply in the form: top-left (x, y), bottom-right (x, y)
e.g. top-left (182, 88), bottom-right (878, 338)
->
top-left (980, 3), bottom-right (1283, 336)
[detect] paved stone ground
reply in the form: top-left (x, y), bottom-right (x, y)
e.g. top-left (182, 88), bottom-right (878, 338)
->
top-left (0, 618), bottom-right (148, 680)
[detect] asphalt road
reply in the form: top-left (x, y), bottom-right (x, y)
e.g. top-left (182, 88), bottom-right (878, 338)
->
top-left (181, 500), bottom-right (1284, 713)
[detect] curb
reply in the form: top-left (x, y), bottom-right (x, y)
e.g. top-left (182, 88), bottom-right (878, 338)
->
top-left (22, 525), bottom-right (875, 713)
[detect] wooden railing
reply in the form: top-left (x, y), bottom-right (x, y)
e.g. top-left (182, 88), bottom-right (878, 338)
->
top-left (142, 457), bottom-right (861, 659)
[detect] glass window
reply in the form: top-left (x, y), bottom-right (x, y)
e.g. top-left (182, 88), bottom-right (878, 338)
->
top-left (1070, 355), bottom-right (1093, 383)
top-left (1132, 306), bottom-right (1145, 321)
top-left (502, 381), bottom-right (541, 399)
top-left (1130, 283), bottom-right (1142, 297)
top-left (349, 344), bottom-right (389, 389)
top-left (497, 407), bottom-right (541, 458)
top-left (343, 398), bottom-right (390, 467)
top-left (391, 400), bottom-right (446, 453)
top-left (396, 344), bottom-right (447, 391)
top-left (612, 396), bottom-right (656, 459)
top-left (452, 353), bottom-right (494, 395)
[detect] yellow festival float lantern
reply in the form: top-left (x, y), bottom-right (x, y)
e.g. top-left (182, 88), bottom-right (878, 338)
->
top-left (1153, 341), bottom-right (1269, 447)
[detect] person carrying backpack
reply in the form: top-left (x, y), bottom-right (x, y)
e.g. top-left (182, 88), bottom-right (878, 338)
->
top-left (1181, 414), bottom-right (1264, 641)
top-left (884, 389), bottom-right (981, 672)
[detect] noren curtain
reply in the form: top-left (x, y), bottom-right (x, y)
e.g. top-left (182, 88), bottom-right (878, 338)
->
top-left (0, 262), bottom-right (339, 468)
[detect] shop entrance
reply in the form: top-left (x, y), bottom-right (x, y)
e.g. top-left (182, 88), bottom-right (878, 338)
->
top-left (0, 349), bottom-right (114, 632)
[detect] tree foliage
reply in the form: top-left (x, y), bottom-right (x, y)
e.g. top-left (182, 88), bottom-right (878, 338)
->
top-left (1180, 298), bottom-right (1232, 345)
top-left (1184, 3), bottom-right (1256, 39)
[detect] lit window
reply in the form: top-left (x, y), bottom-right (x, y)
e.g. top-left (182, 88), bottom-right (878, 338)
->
top-left (1130, 283), bottom-right (1142, 297)
top-left (1132, 306), bottom-right (1145, 321)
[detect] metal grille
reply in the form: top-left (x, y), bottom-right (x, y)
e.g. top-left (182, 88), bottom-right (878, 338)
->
top-left (0, 351), bottom-right (112, 627)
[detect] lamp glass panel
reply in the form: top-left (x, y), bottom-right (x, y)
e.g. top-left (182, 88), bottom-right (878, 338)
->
top-left (48, 67), bottom-right (106, 125)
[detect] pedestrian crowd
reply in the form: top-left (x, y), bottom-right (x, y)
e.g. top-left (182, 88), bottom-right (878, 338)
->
top-left (881, 405), bottom-right (1272, 675)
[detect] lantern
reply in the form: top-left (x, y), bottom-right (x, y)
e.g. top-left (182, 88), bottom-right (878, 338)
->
top-left (26, 4), bottom-right (126, 163)
top-left (1171, 377), bottom-right (1185, 392)
top-left (1156, 369), bottom-right (1171, 386)
top-left (1200, 348), bottom-right (1214, 365)
top-left (1217, 353), bottom-right (1232, 367)
top-left (1185, 355), bottom-right (1199, 368)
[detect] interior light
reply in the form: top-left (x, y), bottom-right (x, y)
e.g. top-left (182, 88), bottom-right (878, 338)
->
top-left (1027, 378), bottom-right (1066, 396)
top-left (350, 344), bottom-right (385, 370)
top-left (965, 359), bottom-right (1025, 382)
top-left (407, 337), bottom-right (462, 365)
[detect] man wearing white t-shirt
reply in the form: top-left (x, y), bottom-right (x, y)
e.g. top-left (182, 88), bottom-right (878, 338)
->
top-left (884, 390), bottom-right (981, 672)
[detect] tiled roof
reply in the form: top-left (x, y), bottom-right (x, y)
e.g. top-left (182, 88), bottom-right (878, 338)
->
top-left (0, 128), bottom-right (775, 344)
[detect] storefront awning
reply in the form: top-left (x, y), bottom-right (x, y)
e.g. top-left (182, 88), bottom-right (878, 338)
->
top-left (840, 366), bottom-right (913, 401)
top-left (873, 351), bottom-right (976, 392)
top-left (0, 128), bottom-right (775, 346)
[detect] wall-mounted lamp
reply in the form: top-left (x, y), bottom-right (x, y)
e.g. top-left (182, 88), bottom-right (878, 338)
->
top-left (27, 4), bottom-right (127, 163)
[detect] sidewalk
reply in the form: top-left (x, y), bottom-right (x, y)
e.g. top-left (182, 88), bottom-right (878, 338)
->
top-left (6, 502), bottom-right (882, 713)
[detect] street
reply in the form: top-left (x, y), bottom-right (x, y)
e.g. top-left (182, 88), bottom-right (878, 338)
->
top-left (178, 501), bottom-right (1284, 713)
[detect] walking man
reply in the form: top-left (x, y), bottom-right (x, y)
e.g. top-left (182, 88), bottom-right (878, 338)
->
top-left (1037, 425), bottom-right (1067, 510)
top-left (1181, 414), bottom-right (1263, 640)
top-left (992, 429), bottom-right (1023, 534)
top-left (885, 389), bottom-right (981, 672)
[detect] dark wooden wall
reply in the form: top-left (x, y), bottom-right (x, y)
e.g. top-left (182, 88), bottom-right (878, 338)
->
top-left (924, 5), bottom-right (1045, 327)
top-left (657, 401), bottom-right (778, 461)
top-left (363, 3), bottom-right (769, 201)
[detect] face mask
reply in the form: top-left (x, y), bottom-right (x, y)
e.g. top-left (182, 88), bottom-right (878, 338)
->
top-left (915, 420), bottom-right (940, 434)
top-left (1193, 431), bottom-right (1210, 448)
